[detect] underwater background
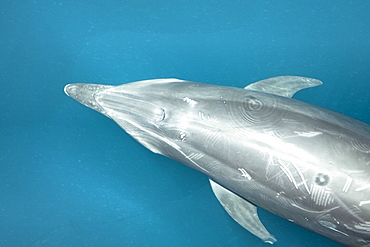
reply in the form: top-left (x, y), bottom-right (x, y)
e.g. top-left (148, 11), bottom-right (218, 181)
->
top-left (1, 1), bottom-right (369, 246)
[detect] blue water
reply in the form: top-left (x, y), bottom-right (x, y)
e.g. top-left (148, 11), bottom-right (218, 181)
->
top-left (1, 1), bottom-right (369, 246)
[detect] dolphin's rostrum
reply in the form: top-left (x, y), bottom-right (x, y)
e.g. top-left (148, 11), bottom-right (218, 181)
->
top-left (65, 76), bottom-right (370, 246)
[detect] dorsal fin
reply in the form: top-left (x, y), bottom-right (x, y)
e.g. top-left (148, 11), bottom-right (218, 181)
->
top-left (244, 76), bottom-right (323, 98)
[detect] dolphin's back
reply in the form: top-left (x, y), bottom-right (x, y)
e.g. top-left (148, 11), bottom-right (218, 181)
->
top-left (177, 83), bottom-right (370, 246)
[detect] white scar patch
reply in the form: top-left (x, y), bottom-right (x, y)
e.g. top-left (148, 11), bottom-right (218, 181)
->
top-left (238, 168), bottom-right (252, 180)
top-left (183, 97), bottom-right (197, 107)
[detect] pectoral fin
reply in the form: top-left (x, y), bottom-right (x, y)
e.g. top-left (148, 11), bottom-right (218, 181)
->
top-left (244, 76), bottom-right (322, 98)
top-left (209, 179), bottom-right (276, 244)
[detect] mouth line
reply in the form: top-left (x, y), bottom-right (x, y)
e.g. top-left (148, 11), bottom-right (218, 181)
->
top-left (95, 92), bottom-right (165, 123)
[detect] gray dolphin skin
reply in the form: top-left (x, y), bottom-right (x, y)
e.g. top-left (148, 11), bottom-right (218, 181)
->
top-left (64, 76), bottom-right (370, 246)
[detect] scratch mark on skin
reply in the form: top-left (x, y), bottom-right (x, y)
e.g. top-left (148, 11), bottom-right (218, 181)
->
top-left (342, 176), bottom-right (353, 193)
top-left (183, 97), bottom-right (197, 107)
top-left (359, 201), bottom-right (370, 206)
top-left (290, 162), bottom-right (310, 194)
top-left (188, 153), bottom-right (204, 160)
top-left (354, 222), bottom-right (370, 232)
top-left (318, 219), bottom-right (349, 236)
top-left (124, 119), bottom-right (209, 174)
top-left (329, 193), bottom-right (366, 222)
top-left (291, 204), bottom-right (340, 214)
top-left (310, 185), bottom-right (334, 206)
top-left (328, 226), bottom-right (350, 236)
top-left (182, 151), bottom-right (209, 173)
top-left (294, 131), bottom-right (323, 137)
top-left (238, 168), bottom-right (252, 180)
top-left (278, 160), bottom-right (299, 189)
top-left (345, 221), bottom-right (370, 234)
top-left (355, 184), bottom-right (370, 192)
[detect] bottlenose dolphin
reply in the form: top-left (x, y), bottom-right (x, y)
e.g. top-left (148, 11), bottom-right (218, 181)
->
top-left (64, 76), bottom-right (370, 246)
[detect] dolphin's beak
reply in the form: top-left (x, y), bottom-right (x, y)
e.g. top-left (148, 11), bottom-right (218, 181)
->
top-left (64, 83), bottom-right (113, 118)
top-left (64, 83), bottom-right (165, 123)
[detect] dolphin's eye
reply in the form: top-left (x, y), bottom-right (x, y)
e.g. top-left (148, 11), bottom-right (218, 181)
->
top-left (154, 108), bottom-right (166, 122)
top-left (179, 131), bottom-right (187, 141)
